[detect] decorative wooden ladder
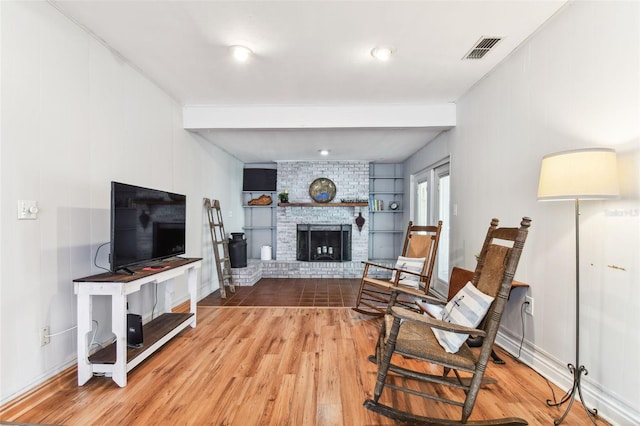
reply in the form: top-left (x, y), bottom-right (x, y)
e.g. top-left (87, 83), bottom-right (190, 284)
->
top-left (203, 198), bottom-right (235, 298)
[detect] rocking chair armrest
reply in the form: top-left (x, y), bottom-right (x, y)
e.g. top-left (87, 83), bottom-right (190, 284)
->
top-left (361, 261), bottom-right (396, 272)
top-left (361, 261), bottom-right (430, 282)
top-left (414, 298), bottom-right (446, 317)
top-left (390, 306), bottom-right (487, 337)
top-left (417, 294), bottom-right (447, 305)
top-left (391, 268), bottom-right (429, 281)
top-left (360, 279), bottom-right (425, 300)
top-left (387, 284), bottom-right (427, 299)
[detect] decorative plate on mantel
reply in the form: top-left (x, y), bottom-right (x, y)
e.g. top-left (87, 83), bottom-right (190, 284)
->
top-left (308, 178), bottom-right (336, 203)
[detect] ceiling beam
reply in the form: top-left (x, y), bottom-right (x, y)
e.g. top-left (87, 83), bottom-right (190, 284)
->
top-left (183, 104), bottom-right (456, 130)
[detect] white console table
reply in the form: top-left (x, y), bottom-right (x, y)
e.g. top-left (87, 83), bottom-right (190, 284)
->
top-left (74, 257), bottom-right (201, 387)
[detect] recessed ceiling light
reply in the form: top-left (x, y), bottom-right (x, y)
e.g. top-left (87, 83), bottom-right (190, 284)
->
top-left (319, 149), bottom-right (330, 156)
top-left (371, 47), bottom-right (392, 61)
top-left (230, 45), bottom-right (252, 62)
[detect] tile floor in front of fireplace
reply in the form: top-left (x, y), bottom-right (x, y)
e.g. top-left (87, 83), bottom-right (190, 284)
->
top-left (198, 278), bottom-right (362, 307)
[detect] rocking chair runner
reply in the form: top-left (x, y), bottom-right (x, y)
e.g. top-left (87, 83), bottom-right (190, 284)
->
top-left (364, 217), bottom-right (532, 425)
top-left (353, 221), bottom-right (442, 316)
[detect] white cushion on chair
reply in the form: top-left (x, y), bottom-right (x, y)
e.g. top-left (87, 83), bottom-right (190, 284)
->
top-left (432, 282), bottom-right (494, 353)
top-left (390, 256), bottom-right (426, 289)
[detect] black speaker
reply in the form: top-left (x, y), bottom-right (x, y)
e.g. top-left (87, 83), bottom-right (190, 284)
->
top-left (127, 313), bottom-right (143, 348)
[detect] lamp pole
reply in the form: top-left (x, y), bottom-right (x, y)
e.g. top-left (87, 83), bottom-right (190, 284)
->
top-left (546, 199), bottom-right (597, 425)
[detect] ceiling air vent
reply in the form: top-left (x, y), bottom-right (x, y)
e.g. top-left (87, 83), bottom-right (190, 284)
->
top-left (463, 37), bottom-right (502, 60)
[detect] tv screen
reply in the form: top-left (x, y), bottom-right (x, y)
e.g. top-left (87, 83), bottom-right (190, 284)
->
top-left (243, 168), bottom-right (277, 191)
top-left (110, 182), bottom-right (186, 273)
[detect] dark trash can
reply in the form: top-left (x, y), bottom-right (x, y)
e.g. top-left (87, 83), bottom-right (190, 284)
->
top-left (228, 232), bottom-right (247, 268)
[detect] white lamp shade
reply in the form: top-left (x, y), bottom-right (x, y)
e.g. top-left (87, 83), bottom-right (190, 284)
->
top-left (537, 148), bottom-right (620, 200)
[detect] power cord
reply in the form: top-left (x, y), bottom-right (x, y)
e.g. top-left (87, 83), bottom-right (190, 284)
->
top-left (152, 282), bottom-right (158, 320)
top-left (45, 324), bottom-right (77, 338)
top-left (94, 242), bottom-right (111, 272)
top-left (89, 320), bottom-right (101, 350)
top-left (507, 300), bottom-right (561, 412)
top-left (503, 299), bottom-right (529, 363)
top-left (515, 300), bottom-right (528, 360)
top-left (45, 321), bottom-right (105, 353)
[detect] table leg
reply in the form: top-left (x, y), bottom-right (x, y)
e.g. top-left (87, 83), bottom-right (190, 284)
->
top-left (76, 293), bottom-right (93, 385)
top-left (188, 266), bottom-right (197, 326)
top-left (111, 293), bottom-right (127, 387)
top-left (164, 278), bottom-right (173, 314)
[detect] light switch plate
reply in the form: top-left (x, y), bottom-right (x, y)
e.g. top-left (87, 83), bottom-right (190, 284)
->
top-left (17, 200), bottom-right (38, 220)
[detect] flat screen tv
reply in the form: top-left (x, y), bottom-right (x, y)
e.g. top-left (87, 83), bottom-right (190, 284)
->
top-left (110, 181), bottom-right (186, 273)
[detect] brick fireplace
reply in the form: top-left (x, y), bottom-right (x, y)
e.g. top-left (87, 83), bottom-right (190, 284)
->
top-left (231, 160), bottom-right (394, 283)
top-left (276, 161), bottom-right (369, 262)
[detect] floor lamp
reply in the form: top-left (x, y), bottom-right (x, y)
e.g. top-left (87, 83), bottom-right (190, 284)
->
top-left (537, 148), bottom-right (619, 425)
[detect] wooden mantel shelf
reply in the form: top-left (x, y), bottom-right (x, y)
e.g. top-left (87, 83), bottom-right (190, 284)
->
top-left (278, 202), bottom-right (368, 207)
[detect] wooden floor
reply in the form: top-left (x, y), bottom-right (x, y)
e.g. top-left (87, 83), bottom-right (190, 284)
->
top-left (0, 279), bottom-right (610, 426)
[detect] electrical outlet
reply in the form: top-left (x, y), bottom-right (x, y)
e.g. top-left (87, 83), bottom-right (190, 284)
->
top-left (40, 326), bottom-right (50, 346)
top-left (524, 296), bottom-right (534, 316)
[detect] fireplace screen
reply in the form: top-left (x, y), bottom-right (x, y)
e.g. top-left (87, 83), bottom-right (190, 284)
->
top-left (297, 224), bottom-right (352, 262)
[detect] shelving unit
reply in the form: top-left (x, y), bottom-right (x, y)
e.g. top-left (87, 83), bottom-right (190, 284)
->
top-left (279, 202), bottom-right (368, 207)
top-left (369, 163), bottom-right (405, 260)
top-left (74, 258), bottom-right (201, 387)
top-left (242, 191), bottom-right (277, 259)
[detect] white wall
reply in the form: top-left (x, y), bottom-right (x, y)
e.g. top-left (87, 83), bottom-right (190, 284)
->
top-left (0, 1), bottom-right (243, 403)
top-left (406, 2), bottom-right (639, 423)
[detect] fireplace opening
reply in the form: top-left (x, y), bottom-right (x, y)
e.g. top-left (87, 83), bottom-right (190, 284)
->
top-left (297, 224), bottom-right (352, 262)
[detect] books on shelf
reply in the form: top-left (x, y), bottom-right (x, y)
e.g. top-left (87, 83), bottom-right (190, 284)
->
top-left (369, 195), bottom-right (384, 211)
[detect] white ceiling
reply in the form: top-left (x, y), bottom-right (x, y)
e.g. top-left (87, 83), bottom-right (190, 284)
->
top-left (52, 0), bottom-right (568, 163)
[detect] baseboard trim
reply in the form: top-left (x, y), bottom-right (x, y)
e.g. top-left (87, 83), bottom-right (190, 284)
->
top-left (0, 362), bottom-right (76, 411)
top-left (496, 328), bottom-right (639, 425)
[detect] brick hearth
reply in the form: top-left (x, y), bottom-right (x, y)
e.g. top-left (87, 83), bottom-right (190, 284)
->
top-left (231, 259), bottom-right (394, 286)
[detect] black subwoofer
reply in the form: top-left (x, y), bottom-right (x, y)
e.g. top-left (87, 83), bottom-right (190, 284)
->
top-left (127, 313), bottom-right (143, 348)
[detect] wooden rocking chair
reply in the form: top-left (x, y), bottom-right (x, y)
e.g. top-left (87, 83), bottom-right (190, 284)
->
top-left (364, 217), bottom-right (532, 425)
top-left (418, 267), bottom-right (509, 365)
top-left (353, 221), bottom-right (442, 316)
